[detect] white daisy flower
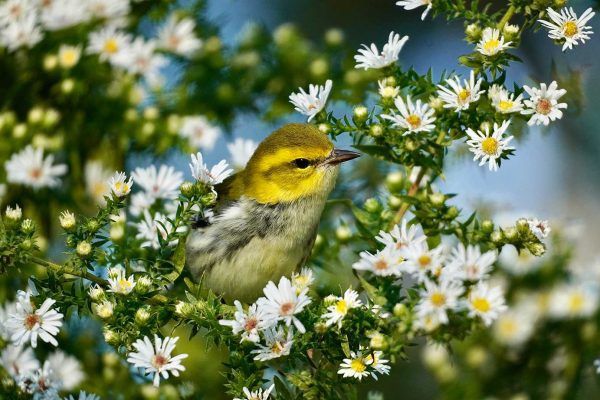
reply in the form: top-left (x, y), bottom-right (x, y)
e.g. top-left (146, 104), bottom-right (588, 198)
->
top-left (5, 145), bottom-right (67, 189)
top-left (548, 283), bottom-right (599, 319)
top-left (1, 14), bottom-right (43, 51)
top-left (132, 165), bottom-right (183, 201)
top-left (227, 138), bottom-right (258, 170)
top-left (234, 384), bottom-right (275, 400)
top-left (489, 85), bottom-right (524, 114)
top-left (219, 300), bottom-right (267, 343)
top-left (402, 242), bottom-right (446, 282)
top-left (256, 276), bottom-right (311, 333)
top-left (465, 120), bottom-right (514, 171)
top-left (466, 282), bottom-right (507, 326)
top-left (381, 95), bottom-right (436, 134)
top-left (322, 288), bottom-right (362, 328)
top-left (92, 300), bottom-right (114, 319)
top-left (5, 204), bottom-right (22, 220)
top-left (375, 219), bottom-right (426, 253)
top-left (352, 246), bottom-right (403, 277)
top-left (437, 70), bottom-right (484, 111)
top-left (396, 0), bottom-right (432, 21)
top-left (40, 0), bottom-right (89, 31)
top-left (127, 335), bottom-right (188, 387)
top-left (445, 243), bottom-right (497, 282)
top-left (129, 191), bottom-right (156, 217)
top-left (414, 311), bottom-right (442, 332)
top-left (338, 350), bottom-right (372, 380)
top-left (108, 171), bottom-right (133, 197)
top-left (47, 350), bottom-right (85, 391)
top-left (87, 26), bottom-right (132, 62)
top-left (521, 81), bottom-right (567, 126)
top-left (251, 326), bottom-right (294, 361)
top-left (179, 115), bottom-right (220, 150)
top-left (112, 37), bottom-right (167, 82)
top-left (107, 268), bottom-right (136, 295)
top-left (85, 161), bottom-right (112, 205)
top-left (0, 0), bottom-right (36, 25)
top-left (527, 218), bottom-right (551, 239)
top-left (291, 267), bottom-right (315, 294)
top-left (17, 361), bottom-right (60, 399)
top-left (135, 211), bottom-right (183, 249)
top-left (189, 152), bottom-right (233, 186)
top-left (492, 306), bottom-right (537, 347)
top-left (415, 279), bottom-right (464, 324)
top-left (0, 344), bottom-right (40, 378)
top-left (157, 16), bottom-right (202, 57)
top-left (289, 79), bottom-right (333, 122)
top-left (539, 7), bottom-right (595, 51)
top-left (0, 300), bottom-right (17, 340)
top-left (476, 27), bottom-right (512, 56)
top-left (354, 31), bottom-right (409, 70)
top-left (364, 351), bottom-right (391, 380)
top-left (66, 391), bottom-right (101, 400)
top-left (6, 291), bottom-right (63, 348)
top-left (87, 0), bottom-right (130, 20)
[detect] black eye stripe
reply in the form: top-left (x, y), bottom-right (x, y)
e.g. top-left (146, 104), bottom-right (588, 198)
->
top-left (293, 158), bottom-right (310, 169)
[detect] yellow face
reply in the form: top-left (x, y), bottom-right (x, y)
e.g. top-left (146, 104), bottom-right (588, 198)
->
top-left (237, 123), bottom-right (361, 204)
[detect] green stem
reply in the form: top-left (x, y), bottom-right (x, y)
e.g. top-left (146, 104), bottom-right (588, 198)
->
top-left (497, 5), bottom-right (516, 30)
top-left (30, 256), bottom-right (109, 286)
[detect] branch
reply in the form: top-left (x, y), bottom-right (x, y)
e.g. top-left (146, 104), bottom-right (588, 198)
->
top-left (497, 5), bottom-right (516, 30)
top-left (29, 256), bottom-right (109, 286)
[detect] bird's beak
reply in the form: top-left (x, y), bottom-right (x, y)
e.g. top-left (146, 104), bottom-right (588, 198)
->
top-left (324, 148), bottom-right (361, 165)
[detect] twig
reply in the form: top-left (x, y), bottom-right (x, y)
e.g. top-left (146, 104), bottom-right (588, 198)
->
top-left (497, 5), bottom-right (516, 30)
top-left (29, 256), bottom-right (109, 286)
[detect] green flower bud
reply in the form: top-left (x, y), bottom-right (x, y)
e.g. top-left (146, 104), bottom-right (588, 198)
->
top-left (65, 235), bottom-right (77, 248)
top-left (503, 24), bottom-right (519, 41)
top-left (393, 303), bottom-right (408, 317)
top-left (175, 301), bottom-right (197, 318)
top-left (93, 301), bottom-right (114, 319)
top-left (21, 219), bottom-right (35, 234)
top-left (314, 233), bottom-right (324, 247)
top-left (516, 218), bottom-right (530, 234)
top-left (76, 241), bottom-right (92, 257)
top-left (43, 54), bottom-right (58, 71)
top-left (385, 171), bottom-right (404, 191)
top-left (318, 123), bottom-right (331, 134)
top-left (369, 332), bottom-right (387, 350)
top-left (273, 23), bottom-right (295, 46)
top-left (203, 36), bottom-right (222, 53)
top-left (388, 195), bottom-right (402, 209)
top-left (103, 328), bottom-right (119, 346)
top-left (179, 181), bottom-right (195, 197)
top-left (527, 242), bottom-right (546, 257)
top-left (143, 107), bottom-right (159, 120)
top-left (314, 321), bottom-right (328, 334)
top-left (324, 28), bottom-right (344, 47)
top-left (504, 227), bottom-right (518, 241)
top-left (323, 294), bottom-right (338, 306)
top-left (89, 285), bottom-right (105, 302)
top-left (352, 105), bottom-right (369, 126)
top-left (167, 114), bottom-right (181, 135)
top-left (141, 122), bottom-right (155, 137)
top-left (465, 346), bottom-right (487, 368)
top-left (335, 225), bottom-right (352, 242)
top-left (309, 58), bottom-right (329, 79)
top-left (465, 23), bottom-right (482, 42)
top-left (87, 219), bottom-right (101, 233)
top-left (28, 107), bottom-right (44, 125)
top-left (364, 198), bottom-right (382, 213)
top-left (13, 123), bottom-right (27, 139)
top-left (124, 108), bottom-right (138, 122)
top-left (135, 307), bottom-right (152, 325)
top-left (445, 206), bottom-right (459, 219)
top-left (481, 220), bottom-right (494, 233)
top-left (384, 76), bottom-right (397, 87)
top-left (135, 276), bottom-right (153, 294)
top-left (490, 230), bottom-right (504, 244)
top-left (61, 79), bottom-right (75, 94)
top-left (43, 109), bottom-right (60, 127)
top-left (405, 139), bottom-right (418, 151)
top-left (369, 124), bottom-right (383, 137)
top-left (109, 224), bottom-right (125, 242)
top-left (429, 192), bottom-right (446, 207)
top-left (20, 239), bottom-right (33, 251)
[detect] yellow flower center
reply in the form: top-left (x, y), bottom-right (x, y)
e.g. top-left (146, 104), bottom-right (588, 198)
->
top-left (499, 319), bottom-right (516, 335)
top-left (335, 299), bottom-right (348, 315)
top-left (350, 358), bottom-right (367, 373)
top-left (563, 21), bottom-right (578, 37)
top-left (536, 98), bottom-right (552, 115)
top-left (498, 100), bottom-right (513, 111)
top-left (418, 255), bottom-right (431, 268)
top-left (61, 49), bottom-right (78, 67)
top-left (481, 137), bottom-right (499, 155)
top-left (374, 260), bottom-right (389, 270)
top-left (483, 39), bottom-right (500, 52)
top-left (151, 354), bottom-right (168, 369)
top-left (104, 38), bottom-right (119, 54)
top-left (568, 293), bottom-right (585, 313)
top-left (430, 292), bottom-right (446, 307)
top-left (406, 114), bottom-right (421, 129)
top-left (118, 279), bottom-right (132, 289)
top-left (114, 182), bottom-right (129, 193)
top-left (271, 341), bottom-right (284, 354)
top-left (472, 297), bottom-right (490, 312)
top-left (458, 89), bottom-right (471, 104)
top-left (280, 302), bottom-right (294, 315)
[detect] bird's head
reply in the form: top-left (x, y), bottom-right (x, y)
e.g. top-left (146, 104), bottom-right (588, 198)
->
top-left (242, 123), bottom-right (360, 204)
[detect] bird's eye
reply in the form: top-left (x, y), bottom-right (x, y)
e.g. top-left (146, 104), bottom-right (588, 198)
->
top-left (293, 158), bottom-right (310, 169)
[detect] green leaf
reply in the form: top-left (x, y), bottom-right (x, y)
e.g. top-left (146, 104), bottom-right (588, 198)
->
top-left (163, 238), bottom-right (186, 283)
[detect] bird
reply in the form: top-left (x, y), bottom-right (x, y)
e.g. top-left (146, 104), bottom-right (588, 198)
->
top-left (186, 123), bottom-right (360, 303)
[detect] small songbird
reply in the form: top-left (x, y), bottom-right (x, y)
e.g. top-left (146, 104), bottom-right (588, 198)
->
top-left (186, 123), bottom-right (360, 302)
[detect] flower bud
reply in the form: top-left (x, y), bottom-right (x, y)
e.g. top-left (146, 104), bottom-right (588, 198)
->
top-left (429, 192), bottom-right (445, 207)
top-left (143, 107), bottom-right (159, 120)
top-left (309, 58), bottom-right (329, 79)
top-left (61, 79), bottom-right (75, 94)
top-left (465, 346), bottom-right (487, 368)
top-left (314, 321), bottom-right (328, 334)
top-left (21, 219), bottom-right (35, 234)
top-left (89, 285), bottom-right (105, 302)
top-left (179, 181), bottom-right (194, 198)
top-left (141, 122), bottom-right (155, 137)
top-left (324, 28), bottom-right (344, 47)
top-left (167, 114), bottom-right (181, 135)
top-left (103, 328), bottom-right (119, 345)
top-left (93, 301), bottom-right (114, 319)
top-left (20, 239), bottom-right (33, 251)
top-left (369, 124), bottom-right (383, 137)
top-left (13, 123), bottom-right (27, 139)
top-left (175, 301), bottom-right (196, 318)
top-left (352, 105), bottom-right (369, 125)
top-left (364, 198), bottom-right (382, 213)
top-left (273, 23), bottom-right (295, 46)
top-left (393, 303), bottom-right (408, 317)
top-left (124, 108), bottom-right (138, 122)
top-left (314, 233), bottom-right (324, 247)
top-left (135, 276), bottom-right (153, 294)
top-left (527, 242), bottom-right (546, 257)
top-left (481, 220), bottom-right (494, 233)
top-left (76, 241), bottom-right (92, 257)
top-left (335, 225), bottom-right (352, 242)
top-left (504, 227), bottom-right (518, 241)
top-left (388, 195), bottom-right (402, 209)
top-left (43, 109), bottom-right (60, 127)
top-left (28, 107), bottom-right (44, 125)
top-left (516, 218), bottom-right (530, 235)
top-left (43, 54), bottom-right (58, 71)
top-left (385, 171), bottom-right (404, 192)
top-left (503, 24), bottom-right (519, 40)
top-left (5, 205), bottom-right (22, 221)
top-left (465, 23), bottom-right (482, 42)
top-left (317, 123), bottom-right (331, 134)
top-left (490, 230), bottom-right (504, 244)
top-left (109, 224), bottom-right (125, 242)
top-left (59, 211), bottom-right (76, 231)
top-left (87, 219), bottom-right (101, 233)
top-left (383, 76), bottom-right (397, 87)
top-left (445, 206), bottom-right (459, 219)
top-left (135, 307), bottom-right (152, 325)
top-left (368, 332), bottom-right (387, 350)
top-left (323, 294), bottom-right (338, 306)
